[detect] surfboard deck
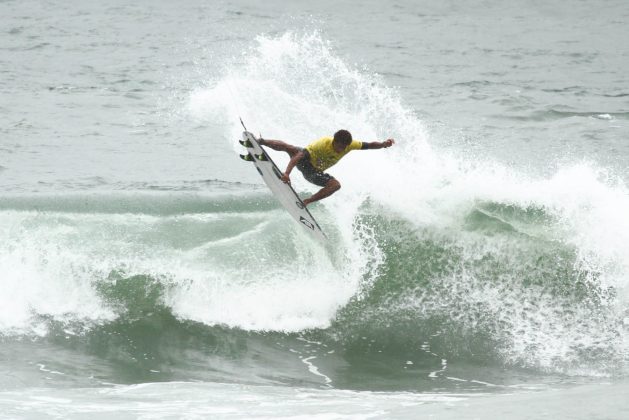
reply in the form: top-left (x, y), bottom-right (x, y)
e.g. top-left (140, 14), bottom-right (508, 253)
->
top-left (239, 131), bottom-right (327, 242)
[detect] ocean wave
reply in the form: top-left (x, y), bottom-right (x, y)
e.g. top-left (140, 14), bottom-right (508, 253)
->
top-left (0, 189), bottom-right (626, 378)
top-left (1, 31), bottom-right (627, 381)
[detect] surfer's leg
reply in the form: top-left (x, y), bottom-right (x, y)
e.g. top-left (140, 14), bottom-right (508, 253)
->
top-left (303, 178), bottom-right (341, 206)
top-left (258, 139), bottom-right (301, 157)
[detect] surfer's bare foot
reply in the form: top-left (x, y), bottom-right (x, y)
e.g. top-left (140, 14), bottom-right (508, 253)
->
top-left (258, 139), bottom-right (266, 146)
top-left (303, 198), bottom-right (312, 206)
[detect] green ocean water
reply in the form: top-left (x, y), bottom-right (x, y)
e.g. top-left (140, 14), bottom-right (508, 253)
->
top-left (1, 0), bottom-right (629, 418)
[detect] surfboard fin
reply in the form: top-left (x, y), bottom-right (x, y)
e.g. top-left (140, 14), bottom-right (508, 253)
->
top-left (255, 153), bottom-right (268, 161)
top-left (239, 153), bottom-right (254, 162)
top-left (239, 139), bottom-right (253, 148)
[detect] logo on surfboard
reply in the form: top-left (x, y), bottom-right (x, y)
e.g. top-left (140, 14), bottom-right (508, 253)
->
top-left (299, 216), bottom-right (315, 230)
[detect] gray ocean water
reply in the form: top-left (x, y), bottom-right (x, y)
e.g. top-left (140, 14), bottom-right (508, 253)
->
top-left (2, 0), bottom-right (629, 419)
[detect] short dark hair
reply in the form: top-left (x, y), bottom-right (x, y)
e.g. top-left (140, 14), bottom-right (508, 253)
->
top-left (333, 129), bottom-right (352, 146)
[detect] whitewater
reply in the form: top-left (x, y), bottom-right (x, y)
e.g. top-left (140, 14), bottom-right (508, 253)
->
top-left (1, 0), bottom-right (629, 418)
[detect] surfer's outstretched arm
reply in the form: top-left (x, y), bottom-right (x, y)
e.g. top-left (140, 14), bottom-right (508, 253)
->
top-left (361, 139), bottom-right (395, 149)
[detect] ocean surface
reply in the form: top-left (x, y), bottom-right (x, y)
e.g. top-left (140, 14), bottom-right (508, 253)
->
top-left (2, 0), bottom-right (629, 418)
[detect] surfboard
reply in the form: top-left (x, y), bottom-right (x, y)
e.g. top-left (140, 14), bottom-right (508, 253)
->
top-left (239, 131), bottom-right (327, 242)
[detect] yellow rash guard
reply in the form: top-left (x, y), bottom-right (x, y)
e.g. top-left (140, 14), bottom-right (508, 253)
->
top-left (305, 137), bottom-right (363, 171)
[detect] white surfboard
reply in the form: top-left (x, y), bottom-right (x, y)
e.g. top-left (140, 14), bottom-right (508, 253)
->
top-left (239, 131), bottom-right (327, 242)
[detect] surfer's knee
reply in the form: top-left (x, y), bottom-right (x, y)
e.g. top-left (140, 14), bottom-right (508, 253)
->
top-left (286, 145), bottom-right (301, 156)
top-left (327, 178), bottom-right (340, 192)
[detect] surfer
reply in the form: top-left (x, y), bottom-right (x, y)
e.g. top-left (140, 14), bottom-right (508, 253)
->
top-left (258, 130), bottom-right (395, 206)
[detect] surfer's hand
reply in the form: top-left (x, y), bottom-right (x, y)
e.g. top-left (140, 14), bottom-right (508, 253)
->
top-left (382, 139), bottom-right (395, 148)
top-left (281, 173), bottom-right (291, 184)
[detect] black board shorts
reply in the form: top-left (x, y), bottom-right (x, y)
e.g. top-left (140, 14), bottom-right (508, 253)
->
top-left (296, 149), bottom-right (334, 187)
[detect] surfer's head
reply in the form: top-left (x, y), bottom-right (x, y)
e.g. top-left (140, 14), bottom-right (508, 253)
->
top-left (333, 129), bottom-right (352, 152)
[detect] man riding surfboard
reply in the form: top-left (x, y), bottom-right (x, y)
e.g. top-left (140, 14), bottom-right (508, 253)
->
top-left (258, 130), bottom-right (395, 206)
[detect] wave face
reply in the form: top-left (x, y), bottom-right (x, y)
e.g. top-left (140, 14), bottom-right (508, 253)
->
top-left (2, 32), bottom-right (628, 388)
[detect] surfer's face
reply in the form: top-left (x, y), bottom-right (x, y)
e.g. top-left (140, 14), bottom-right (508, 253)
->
top-left (332, 140), bottom-right (349, 153)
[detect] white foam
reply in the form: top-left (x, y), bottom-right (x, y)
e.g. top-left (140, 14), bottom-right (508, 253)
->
top-left (0, 211), bottom-right (116, 335)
